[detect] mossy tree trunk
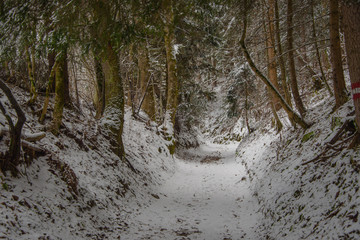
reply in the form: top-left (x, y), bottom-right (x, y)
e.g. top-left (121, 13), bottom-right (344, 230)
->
top-left (51, 51), bottom-right (67, 135)
top-left (163, 0), bottom-right (178, 128)
top-left (91, 1), bottom-right (125, 160)
top-left (103, 42), bottom-right (125, 159)
top-left (39, 56), bottom-right (59, 124)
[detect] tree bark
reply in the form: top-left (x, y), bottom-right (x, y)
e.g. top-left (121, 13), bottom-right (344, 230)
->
top-left (240, 9), bottom-right (309, 130)
top-left (244, 81), bottom-right (252, 134)
top-left (265, 0), bottom-right (281, 110)
top-left (103, 42), bottom-right (125, 159)
top-left (264, 2), bottom-right (283, 131)
top-left (39, 58), bottom-right (58, 124)
top-left (25, 46), bottom-right (37, 104)
top-left (94, 56), bottom-right (105, 119)
top-left (0, 79), bottom-right (26, 176)
top-left (330, 0), bottom-right (348, 109)
top-left (138, 43), bottom-right (156, 120)
top-left (287, 0), bottom-right (306, 117)
top-left (48, 51), bottom-right (56, 93)
top-left (311, 0), bottom-right (332, 95)
top-left (62, 49), bottom-right (71, 107)
top-left (163, 0), bottom-right (178, 128)
top-left (275, 0), bottom-right (292, 107)
top-left (51, 51), bottom-right (67, 135)
top-left (341, 0), bottom-right (360, 138)
top-left (91, 1), bottom-right (125, 160)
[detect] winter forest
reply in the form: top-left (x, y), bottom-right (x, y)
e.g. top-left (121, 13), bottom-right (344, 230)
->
top-left (0, 0), bottom-right (360, 239)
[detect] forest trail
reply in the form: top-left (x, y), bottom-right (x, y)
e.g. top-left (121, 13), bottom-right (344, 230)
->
top-left (121, 143), bottom-right (259, 239)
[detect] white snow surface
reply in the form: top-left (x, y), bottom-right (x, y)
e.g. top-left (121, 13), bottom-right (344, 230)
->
top-left (121, 143), bottom-right (259, 239)
top-left (1, 85), bottom-right (360, 240)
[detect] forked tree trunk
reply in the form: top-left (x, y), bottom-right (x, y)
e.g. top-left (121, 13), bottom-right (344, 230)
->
top-left (0, 79), bottom-right (26, 176)
top-left (287, 0), bottom-right (306, 117)
top-left (330, 0), bottom-right (348, 109)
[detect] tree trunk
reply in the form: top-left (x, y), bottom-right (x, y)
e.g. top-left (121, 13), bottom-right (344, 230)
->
top-left (163, 0), bottom-right (178, 128)
top-left (62, 49), bottom-right (71, 107)
top-left (138, 44), bottom-right (156, 120)
top-left (94, 57), bottom-right (105, 119)
top-left (287, 0), bottom-right (306, 117)
top-left (330, 0), bottom-right (348, 109)
top-left (265, 0), bottom-right (281, 110)
top-left (0, 79), bottom-right (26, 176)
top-left (341, 0), bottom-right (360, 141)
top-left (48, 51), bottom-right (56, 93)
top-left (264, 2), bottom-right (283, 131)
top-left (320, 0), bottom-right (332, 74)
top-left (51, 51), bottom-right (67, 135)
top-left (244, 81), bottom-right (252, 134)
top-left (275, 0), bottom-right (292, 107)
top-left (311, 0), bottom-right (332, 95)
top-left (240, 10), bottom-right (309, 130)
top-left (25, 46), bottom-right (37, 104)
top-left (103, 42), bottom-right (125, 159)
top-left (39, 57), bottom-right (59, 124)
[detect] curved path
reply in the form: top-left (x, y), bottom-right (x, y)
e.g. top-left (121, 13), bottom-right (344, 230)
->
top-left (122, 143), bottom-right (259, 239)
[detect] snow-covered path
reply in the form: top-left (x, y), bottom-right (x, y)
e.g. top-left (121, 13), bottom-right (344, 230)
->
top-left (122, 143), bottom-right (259, 239)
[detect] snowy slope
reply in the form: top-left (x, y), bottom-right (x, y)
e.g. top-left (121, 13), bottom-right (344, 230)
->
top-left (0, 86), bottom-right (175, 239)
top-left (238, 92), bottom-right (360, 239)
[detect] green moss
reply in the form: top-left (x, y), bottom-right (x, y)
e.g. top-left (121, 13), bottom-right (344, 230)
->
top-left (331, 117), bottom-right (342, 131)
top-left (2, 182), bottom-right (8, 191)
top-left (302, 131), bottom-right (315, 142)
top-left (167, 141), bottom-right (176, 155)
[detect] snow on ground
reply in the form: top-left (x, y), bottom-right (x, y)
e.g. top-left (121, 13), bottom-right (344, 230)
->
top-left (121, 142), bottom-right (260, 239)
top-left (0, 86), bottom-right (176, 239)
top-left (238, 92), bottom-right (360, 239)
top-left (2, 83), bottom-right (360, 240)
